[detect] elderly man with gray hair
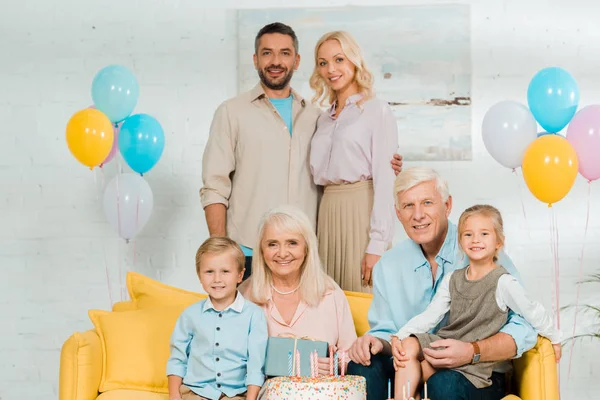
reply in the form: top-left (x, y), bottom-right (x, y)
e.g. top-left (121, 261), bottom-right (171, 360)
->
top-left (346, 167), bottom-right (537, 400)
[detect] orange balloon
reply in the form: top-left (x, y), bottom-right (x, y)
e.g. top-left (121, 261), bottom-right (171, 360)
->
top-left (66, 108), bottom-right (114, 169)
top-left (522, 135), bottom-right (579, 206)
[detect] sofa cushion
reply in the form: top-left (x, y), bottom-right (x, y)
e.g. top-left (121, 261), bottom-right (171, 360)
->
top-left (343, 290), bottom-right (373, 337)
top-left (127, 271), bottom-right (207, 309)
top-left (88, 306), bottom-right (187, 394)
top-left (97, 389), bottom-right (169, 400)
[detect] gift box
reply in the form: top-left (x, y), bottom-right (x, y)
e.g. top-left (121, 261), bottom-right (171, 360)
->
top-left (265, 336), bottom-right (329, 377)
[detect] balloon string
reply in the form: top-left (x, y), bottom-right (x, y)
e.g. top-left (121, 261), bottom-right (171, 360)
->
top-left (568, 181), bottom-right (591, 379)
top-left (550, 206), bottom-right (560, 390)
top-left (133, 194), bottom-right (140, 270)
top-left (118, 238), bottom-right (124, 302)
top-left (512, 168), bottom-right (528, 226)
top-left (102, 242), bottom-right (113, 309)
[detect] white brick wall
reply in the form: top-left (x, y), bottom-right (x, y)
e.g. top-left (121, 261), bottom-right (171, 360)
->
top-left (1, 0), bottom-right (599, 398)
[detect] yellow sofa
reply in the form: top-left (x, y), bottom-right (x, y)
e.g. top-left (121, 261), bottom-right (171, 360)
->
top-left (59, 272), bottom-right (559, 400)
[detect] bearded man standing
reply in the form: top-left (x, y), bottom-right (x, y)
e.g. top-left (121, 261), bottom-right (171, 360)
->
top-left (200, 23), bottom-right (322, 279)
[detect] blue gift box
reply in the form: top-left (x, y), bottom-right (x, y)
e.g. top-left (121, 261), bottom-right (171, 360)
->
top-left (264, 336), bottom-right (329, 377)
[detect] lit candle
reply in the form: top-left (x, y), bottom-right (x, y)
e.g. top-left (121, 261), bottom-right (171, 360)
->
top-left (288, 351), bottom-right (293, 376)
top-left (424, 381), bottom-right (428, 399)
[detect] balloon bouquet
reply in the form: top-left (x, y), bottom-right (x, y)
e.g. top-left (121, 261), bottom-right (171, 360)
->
top-left (65, 65), bottom-right (165, 242)
top-left (482, 67), bottom-right (600, 378)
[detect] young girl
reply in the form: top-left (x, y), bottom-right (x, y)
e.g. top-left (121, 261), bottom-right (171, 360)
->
top-left (391, 204), bottom-right (562, 399)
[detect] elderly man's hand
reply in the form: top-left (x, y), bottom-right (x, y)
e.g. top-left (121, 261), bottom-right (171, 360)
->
top-left (422, 338), bottom-right (473, 369)
top-left (348, 334), bottom-right (383, 366)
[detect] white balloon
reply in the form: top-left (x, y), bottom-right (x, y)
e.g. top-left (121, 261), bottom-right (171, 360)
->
top-left (482, 101), bottom-right (538, 169)
top-left (103, 173), bottom-right (154, 241)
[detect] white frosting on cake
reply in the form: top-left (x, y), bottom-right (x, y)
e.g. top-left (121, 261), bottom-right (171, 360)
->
top-left (263, 375), bottom-right (366, 400)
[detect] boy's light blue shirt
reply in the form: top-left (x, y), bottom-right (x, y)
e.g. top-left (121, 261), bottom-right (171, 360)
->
top-left (167, 292), bottom-right (268, 400)
top-left (368, 221), bottom-right (537, 358)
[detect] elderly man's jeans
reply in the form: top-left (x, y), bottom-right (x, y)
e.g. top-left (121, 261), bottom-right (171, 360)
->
top-left (347, 356), bottom-right (507, 400)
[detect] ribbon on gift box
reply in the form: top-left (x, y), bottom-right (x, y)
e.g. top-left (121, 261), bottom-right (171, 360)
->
top-left (277, 334), bottom-right (318, 376)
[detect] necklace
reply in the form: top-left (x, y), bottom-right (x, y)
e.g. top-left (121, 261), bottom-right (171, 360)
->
top-left (271, 283), bottom-right (300, 295)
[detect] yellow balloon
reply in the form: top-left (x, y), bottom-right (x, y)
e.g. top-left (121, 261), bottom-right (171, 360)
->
top-left (522, 135), bottom-right (579, 206)
top-left (66, 108), bottom-right (114, 169)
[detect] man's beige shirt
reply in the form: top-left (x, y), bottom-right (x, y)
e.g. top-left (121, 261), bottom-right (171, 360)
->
top-left (200, 83), bottom-right (322, 249)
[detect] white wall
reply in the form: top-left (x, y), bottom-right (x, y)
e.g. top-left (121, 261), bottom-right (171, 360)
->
top-left (1, 0), bottom-right (599, 398)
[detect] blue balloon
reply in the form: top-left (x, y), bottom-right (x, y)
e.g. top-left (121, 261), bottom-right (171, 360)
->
top-left (119, 114), bottom-right (165, 175)
top-left (91, 65), bottom-right (139, 123)
top-left (527, 67), bottom-right (579, 133)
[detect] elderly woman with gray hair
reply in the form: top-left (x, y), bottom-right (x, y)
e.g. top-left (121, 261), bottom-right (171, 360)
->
top-left (239, 205), bottom-right (357, 377)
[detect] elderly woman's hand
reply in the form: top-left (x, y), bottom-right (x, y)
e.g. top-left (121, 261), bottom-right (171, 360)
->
top-left (317, 345), bottom-right (338, 376)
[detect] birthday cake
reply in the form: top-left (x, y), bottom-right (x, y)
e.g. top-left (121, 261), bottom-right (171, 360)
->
top-left (262, 375), bottom-right (366, 400)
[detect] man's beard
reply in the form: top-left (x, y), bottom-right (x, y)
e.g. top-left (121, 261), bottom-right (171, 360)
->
top-left (258, 65), bottom-right (295, 91)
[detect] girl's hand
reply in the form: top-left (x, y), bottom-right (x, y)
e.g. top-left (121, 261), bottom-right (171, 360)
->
top-left (391, 336), bottom-right (408, 371)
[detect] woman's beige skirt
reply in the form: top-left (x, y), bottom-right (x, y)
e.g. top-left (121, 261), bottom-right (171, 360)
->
top-left (317, 180), bottom-right (374, 293)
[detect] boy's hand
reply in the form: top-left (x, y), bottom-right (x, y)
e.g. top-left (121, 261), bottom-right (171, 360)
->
top-left (391, 336), bottom-right (409, 371)
top-left (552, 343), bottom-right (562, 362)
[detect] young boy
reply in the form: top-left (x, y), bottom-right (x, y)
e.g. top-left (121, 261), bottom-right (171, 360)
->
top-left (167, 237), bottom-right (268, 400)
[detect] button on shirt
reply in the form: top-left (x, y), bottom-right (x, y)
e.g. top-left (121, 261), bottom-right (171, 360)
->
top-left (367, 221), bottom-right (538, 359)
top-left (167, 292), bottom-right (268, 400)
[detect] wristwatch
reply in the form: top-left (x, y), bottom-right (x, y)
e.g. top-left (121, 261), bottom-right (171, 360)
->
top-left (471, 342), bottom-right (481, 364)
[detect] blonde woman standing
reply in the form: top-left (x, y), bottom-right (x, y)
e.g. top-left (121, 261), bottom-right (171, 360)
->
top-left (309, 31), bottom-right (398, 292)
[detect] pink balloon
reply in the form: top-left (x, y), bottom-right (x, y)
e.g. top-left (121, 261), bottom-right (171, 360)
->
top-left (100, 122), bottom-right (121, 166)
top-left (566, 105), bottom-right (600, 181)
top-left (87, 105), bottom-right (120, 167)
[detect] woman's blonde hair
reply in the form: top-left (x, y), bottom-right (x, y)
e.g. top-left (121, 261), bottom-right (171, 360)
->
top-left (310, 31), bottom-right (374, 107)
top-left (457, 204), bottom-right (505, 262)
top-left (249, 205), bottom-right (333, 307)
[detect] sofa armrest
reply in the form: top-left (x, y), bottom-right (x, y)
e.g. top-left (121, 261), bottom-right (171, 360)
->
top-left (59, 330), bottom-right (102, 400)
top-left (512, 336), bottom-right (559, 400)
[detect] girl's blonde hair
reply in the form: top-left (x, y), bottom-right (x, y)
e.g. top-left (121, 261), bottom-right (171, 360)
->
top-left (309, 31), bottom-right (374, 107)
top-left (457, 204), bottom-right (505, 262)
top-left (249, 205), bottom-right (333, 307)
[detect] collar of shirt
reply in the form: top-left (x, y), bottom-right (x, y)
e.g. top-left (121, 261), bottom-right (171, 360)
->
top-left (250, 82), bottom-right (306, 107)
top-left (327, 93), bottom-right (364, 117)
top-left (265, 285), bottom-right (334, 327)
top-left (202, 291), bottom-right (245, 313)
top-left (411, 221), bottom-right (458, 272)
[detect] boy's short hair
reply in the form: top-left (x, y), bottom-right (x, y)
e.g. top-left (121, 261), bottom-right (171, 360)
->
top-left (195, 237), bottom-right (245, 275)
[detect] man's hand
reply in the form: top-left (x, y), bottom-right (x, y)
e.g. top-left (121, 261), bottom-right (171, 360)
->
top-left (317, 345), bottom-right (338, 376)
top-left (391, 336), bottom-right (410, 371)
top-left (348, 334), bottom-right (384, 366)
top-left (361, 253), bottom-right (380, 287)
top-left (552, 344), bottom-right (562, 362)
top-left (422, 339), bottom-right (473, 369)
top-left (391, 153), bottom-right (403, 176)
